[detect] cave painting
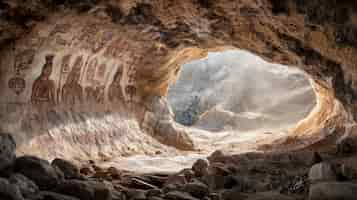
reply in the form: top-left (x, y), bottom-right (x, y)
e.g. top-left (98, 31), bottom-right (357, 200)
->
top-left (61, 56), bottom-right (83, 105)
top-left (85, 84), bottom-right (105, 104)
top-left (108, 67), bottom-right (124, 103)
top-left (96, 63), bottom-right (106, 79)
top-left (86, 58), bottom-right (98, 82)
top-left (61, 54), bottom-right (72, 73)
top-left (31, 54), bottom-right (56, 106)
top-left (15, 49), bottom-right (36, 71)
top-left (8, 76), bottom-right (26, 95)
top-left (104, 38), bottom-right (129, 58)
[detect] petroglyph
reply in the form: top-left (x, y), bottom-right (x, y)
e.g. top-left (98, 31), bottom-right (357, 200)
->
top-left (61, 56), bottom-right (84, 105)
top-left (31, 55), bottom-right (56, 106)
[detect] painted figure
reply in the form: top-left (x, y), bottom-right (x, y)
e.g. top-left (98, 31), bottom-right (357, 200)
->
top-left (31, 55), bottom-right (56, 106)
top-left (108, 67), bottom-right (124, 103)
top-left (61, 56), bottom-right (83, 105)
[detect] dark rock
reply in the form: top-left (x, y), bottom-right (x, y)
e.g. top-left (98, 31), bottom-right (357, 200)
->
top-left (0, 177), bottom-right (24, 200)
top-left (55, 180), bottom-right (112, 200)
top-left (14, 156), bottom-right (62, 190)
top-left (51, 158), bottom-right (80, 179)
top-left (79, 166), bottom-right (94, 176)
top-left (165, 191), bottom-right (199, 200)
top-left (192, 159), bottom-right (209, 177)
top-left (54, 180), bottom-right (94, 200)
top-left (183, 180), bottom-right (209, 198)
top-left (9, 173), bottom-right (39, 198)
top-left (148, 197), bottom-right (165, 200)
top-left (312, 152), bottom-right (323, 164)
top-left (0, 133), bottom-right (16, 172)
top-left (337, 137), bottom-right (357, 155)
top-left (29, 191), bottom-right (80, 200)
top-left (147, 188), bottom-right (162, 197)
top-left (125, 189), bottom-right (147, 200)
top-left (309, 182), bottom-right (357, 200)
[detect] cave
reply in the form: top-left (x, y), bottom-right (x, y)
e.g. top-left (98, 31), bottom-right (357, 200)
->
top-left (0, 1), bottom-right (357, 200)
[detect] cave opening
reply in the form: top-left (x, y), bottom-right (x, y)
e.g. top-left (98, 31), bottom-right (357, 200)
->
top-left (168, 50), bottom-right (317, 139)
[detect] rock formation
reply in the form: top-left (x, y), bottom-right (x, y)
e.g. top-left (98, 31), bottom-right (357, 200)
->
top-left (1, 0), bottom-right (357, 199)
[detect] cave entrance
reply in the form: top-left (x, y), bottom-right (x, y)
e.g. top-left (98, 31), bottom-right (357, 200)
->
top-left (168, 50), bottom-right (317, 135)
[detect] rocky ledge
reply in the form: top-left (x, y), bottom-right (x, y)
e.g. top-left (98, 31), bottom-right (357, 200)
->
top-left (1, 133), bottom-right (357, 200)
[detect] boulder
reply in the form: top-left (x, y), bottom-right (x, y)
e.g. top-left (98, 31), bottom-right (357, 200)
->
top-left (309, 182), bottom-right (357, 200)
top-left (337, 136), bottom-right (357, 155)
top-left (55, 180), bottom-right (112, 200)
top-left (9, 173), bottom-right (39, 198)
top-left (308, 162), bottom-right (337, 183)
top-left (125, 189), bottom-right (147, 200)
top-left (14, 156), bottom-right (62, 190)
top-left (51, 158), bottom-right (81, 179)
top-left (0, 133), bottom-right (16, 172)
top-left (0, 177), bottom-right (24, 200)
top-left (29, 191), bottom-right (80, 200)
top-left (165, 191), bottom-right (199, 200)
top-left (183, 180), bottom-right (209, 198)
top-left (192, 159), bottom-right (209, 177)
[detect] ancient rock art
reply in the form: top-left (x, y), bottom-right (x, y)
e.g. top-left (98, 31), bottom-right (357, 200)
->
top-left (8, 76), bottom-right (26, 95)
top-left (57, 54), bottom-right (72, 103)
top-left (108, 67), bottom-right (124, 103)
top-left (14, 49), bottom-right (36, 71)
top-left (125, 55), bottom-right (140, 101)
top-left (85, 84), bottom-right (105, 104)
top-left (104, 38), bottom-right (129, 58)
top-left (31, 55), bottom-right (56, 106)
top-left (86, 58), bottom-right (98, 83)
top-left (96, 63), bottom-right (106, 80)
top-left (61, 56), bottom-right (83, 105)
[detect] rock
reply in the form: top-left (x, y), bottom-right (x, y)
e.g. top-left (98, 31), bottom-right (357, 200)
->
top-left (201, 175), bottom-right (226, 190)
top-left (107, 167), bottom-right (121, 179)
top-left (148, 197), bottom-right (165, 200)
top-left (309, 182), bottom-right (357, 200)
top-left (165, 173), bottom-right (187, 186)
top-left (311, 152), bottom-right (323, 165)
top-left (30, 191), bottom-right (80, 200)
top-left (0, 177), bottom-right (24, 200)
top-left (222, 190), bottom-right (295, 200)
top-left (79, 166), bottom-right (94, 176)
top-left (338, 164), bottom-right (357, 180)
top-left (0, 133), bottom-right (16, 172)
top-left (246, 191), bottom-right (296, 200)
top-left (14, 156), bottom-right (62, 190)
top-left (208, 193), bottom-right (221, 200)
top-left (51, 158), bottom-right (81, 179)
top-left (9, 173), bottom-right (39, 198)
top-left (192, 159), bottom-right (209, 177)
top-left (125, 189), bottom-right (147, 200)
top-left (183, 180), bottom-right (209, 198)
top-left (337, 137), bottom-right (357, 155)
top-left (207, 150), bottom-right (225, 163)
top-left (165, 191), bottom-right (199, 200)
top-left (308, 162), bottom-right (337, 183)
top-left (55, 180), bottom-right (112, 200)
top-left (131, 178), bottom-right (158, 190)
top-left (208, 163), bottom-right (232, 176)
top-left (178, 168), bottom-right (195, 182)
top-left (147, 188), bottom-right (162, 197)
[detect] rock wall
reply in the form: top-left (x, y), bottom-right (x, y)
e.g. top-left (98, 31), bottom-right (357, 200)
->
top-left (0, 0), bottom-right (356, 159)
